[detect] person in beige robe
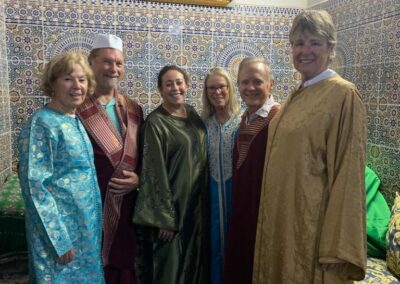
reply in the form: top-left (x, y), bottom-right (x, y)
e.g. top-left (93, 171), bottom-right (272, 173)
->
top-left (253, 10), bottom-right (367, 284)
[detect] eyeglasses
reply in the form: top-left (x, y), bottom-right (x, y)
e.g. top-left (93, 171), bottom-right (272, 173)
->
top-left (206, 85), bottom-right (228, 92)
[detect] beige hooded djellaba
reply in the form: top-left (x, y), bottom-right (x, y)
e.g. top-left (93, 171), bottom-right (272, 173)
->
top-left (253, 74), bottom-right (367, 284)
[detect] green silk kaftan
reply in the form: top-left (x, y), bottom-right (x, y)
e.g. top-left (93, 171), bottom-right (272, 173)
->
top-left (366, 166), bottom-right (390, 259)
top-left (133, 104), bottom-right (210, 284)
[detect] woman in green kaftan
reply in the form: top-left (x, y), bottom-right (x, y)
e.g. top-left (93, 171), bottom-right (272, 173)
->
top-left (133, 65), bottom-right (210, 284)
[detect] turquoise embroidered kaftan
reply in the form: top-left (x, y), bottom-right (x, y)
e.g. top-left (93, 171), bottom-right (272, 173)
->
top-left (204, 114), bottom-right (240, 284)
top-left (18, 107), bottom-right (104, 283)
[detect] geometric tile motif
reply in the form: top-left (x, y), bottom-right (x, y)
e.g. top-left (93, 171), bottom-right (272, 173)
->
top-left (367, 144), bottom-right (400, 206)
top-left (182, 32), bottom-right (212, 69)
top-left (145, 5), bottom-right (182, 32)
top-left (0, 19), bottom-right (6, 61)
top-left (119, 64), bottom-right (149, 105)
top-left (149, 31), bottom-right (181, 69)
top-left (380, 16), bottom-right (400, 63)
top-left (376, 105), bottom-right (400, 149)
top-left (352, 64), bottom-right (381, 104)
top-left (10, 96), bottom-right (48, 132)
top-left (43, 1), bottom-right (80, 28)
top-left (213, 8), bottom-right (244, 37)
top-left (0, 133), bottom-right (11, 160)
top-left (1, 0), bottom-right (399, 199)
top-left (213, 36), bottom-right (244, 71)
top-left (214, 37), bottom-right (268, 78)
top-left (1, 1), bottom-right (11, 182)
top-left (11, 129), bottom-right (20, 172)
top-left (0, 149), bottom-right (12, 184)
top-left (44, 26), bottom-right (88, 61)
top-left (8, 61), bottom-right (42, 98)
top-left (0, 96), bottom-right (11, 135)
top-left (365, 105), bottom-right (379, 145)
top-left (113, 3), bottom-right (141, 31)
top-left (269, 37), bottom-right (292, 70)
top-left (186, 67), bottom-right (206, 105)
top-left (4, 1), bottom-right (42, 25)
top-left (379, 61), bottom-right (400, 105)
top-left (118, 30), bottom-right (149, 65)
top-left (383, 0), bottom-right (400, 17)
top-left (0, 1), bottom-right (4, 21)
top-left (181, 6), bottom-right (213, 34)
top-left (356, 0), bottom-right (384, 26)
top-left (242, 37), bottom-right (271, 60)
top-left (6, 23), bottom-right (43, 62)
top-left (272, 69), bottom-right (300, 102)
top-left (331, 27), bottom-right (358, 79)
top-left (0, 133), bottom-right (11, 169)
top-left (78, 3), bottom-right (115, 29)
top-left (355, 21), bottom-right (383, 66)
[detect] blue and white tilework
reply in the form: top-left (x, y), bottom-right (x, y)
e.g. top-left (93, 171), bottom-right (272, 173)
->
top-left (1, 0), bottom-right (399, 202)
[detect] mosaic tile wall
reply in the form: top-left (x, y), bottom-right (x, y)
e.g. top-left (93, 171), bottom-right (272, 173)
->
top-left (0, 0), bottom-right (11, 185)
top-left (1, 0), bottom-right (399, 204)
top-left (3, 0), bottom-right (301, 174)
top-left (311, 0), bottom-right (400, 204)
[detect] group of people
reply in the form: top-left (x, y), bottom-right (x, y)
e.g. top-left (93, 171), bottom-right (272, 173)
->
top-left (18, 9), bottom-right (367, 284)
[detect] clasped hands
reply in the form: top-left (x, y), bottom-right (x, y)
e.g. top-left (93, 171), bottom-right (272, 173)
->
top-left (109, 170), bottom-right (139, 195)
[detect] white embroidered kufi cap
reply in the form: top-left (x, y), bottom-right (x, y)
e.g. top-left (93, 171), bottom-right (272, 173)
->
top-left (92, 34), bottom-right (123, 52)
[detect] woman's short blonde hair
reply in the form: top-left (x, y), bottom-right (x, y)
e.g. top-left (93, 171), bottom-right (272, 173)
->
top-left (41, 51), bottom-right (95, 97)
top-left (289, 10), bottom-right (337, 60)
top-left (201, 67), bottom-right (240, 119)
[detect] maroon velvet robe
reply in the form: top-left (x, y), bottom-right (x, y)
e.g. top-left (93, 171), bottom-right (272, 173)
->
top-left (93, 141), bottom-right (139, 282)
top-left (224, 105), bottom-right (279, 284)
top-left (78, 92), bottom-right (144, 284)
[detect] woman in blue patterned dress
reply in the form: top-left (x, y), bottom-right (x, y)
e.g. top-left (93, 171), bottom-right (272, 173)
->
top-left (201, 67), bottom-right (241, 284)
top-left (18, 51), bottom-right (104, 283)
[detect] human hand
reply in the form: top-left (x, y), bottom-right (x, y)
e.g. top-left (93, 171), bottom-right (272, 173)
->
top-left (109, 170), bottom-right (139, 194)
top-left (158, 228), bottom-right (175, 242)
top-left (57, 249), bottom-right (75, 265)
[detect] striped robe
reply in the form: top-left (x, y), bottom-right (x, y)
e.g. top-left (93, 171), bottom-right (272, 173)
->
top-left (223, 104), bottom-right (280, 284)
top-left (77, 92), bottom-right (143, 282)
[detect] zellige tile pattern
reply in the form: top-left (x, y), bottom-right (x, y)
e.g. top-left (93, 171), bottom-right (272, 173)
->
top-left (1, 0), bottom-right (399, 203)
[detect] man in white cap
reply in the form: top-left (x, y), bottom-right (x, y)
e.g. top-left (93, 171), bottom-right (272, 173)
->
top-left (77, 34), bottom-right (143, 284)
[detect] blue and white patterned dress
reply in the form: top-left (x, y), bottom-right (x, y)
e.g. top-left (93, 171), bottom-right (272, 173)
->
top-left (204, 114), bottom-right (241, 284)
top-left (18, 106), bottom-right (104, 283)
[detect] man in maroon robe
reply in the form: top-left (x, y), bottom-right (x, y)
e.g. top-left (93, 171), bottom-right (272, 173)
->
top-left (224, 57), bottom-right (280, 284)
top-left (77, 34), bottom-right (144, 284)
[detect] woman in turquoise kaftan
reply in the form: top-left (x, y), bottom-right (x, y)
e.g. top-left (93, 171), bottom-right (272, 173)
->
top-left (201, 67), bottom-right (241, 284)
top-left (18, 52), bottom-right (104, 283)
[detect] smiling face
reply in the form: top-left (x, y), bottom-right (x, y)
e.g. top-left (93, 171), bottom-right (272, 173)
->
top-left (292, 30), bottom-right (332, 82)
top-left (159, 69), bottom-right (188, 110)
top-left (51, 64), bottom-right (88, 115)
top-left (238, 62), bottom-right (274, 114)
top-left (206, 74), bottom-right (230, 110)
top-left (90, 48), bottom-right (124, 92)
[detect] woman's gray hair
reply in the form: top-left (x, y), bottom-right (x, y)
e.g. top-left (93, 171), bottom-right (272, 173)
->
top-left (289, 10), bottom-right (337, 60)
